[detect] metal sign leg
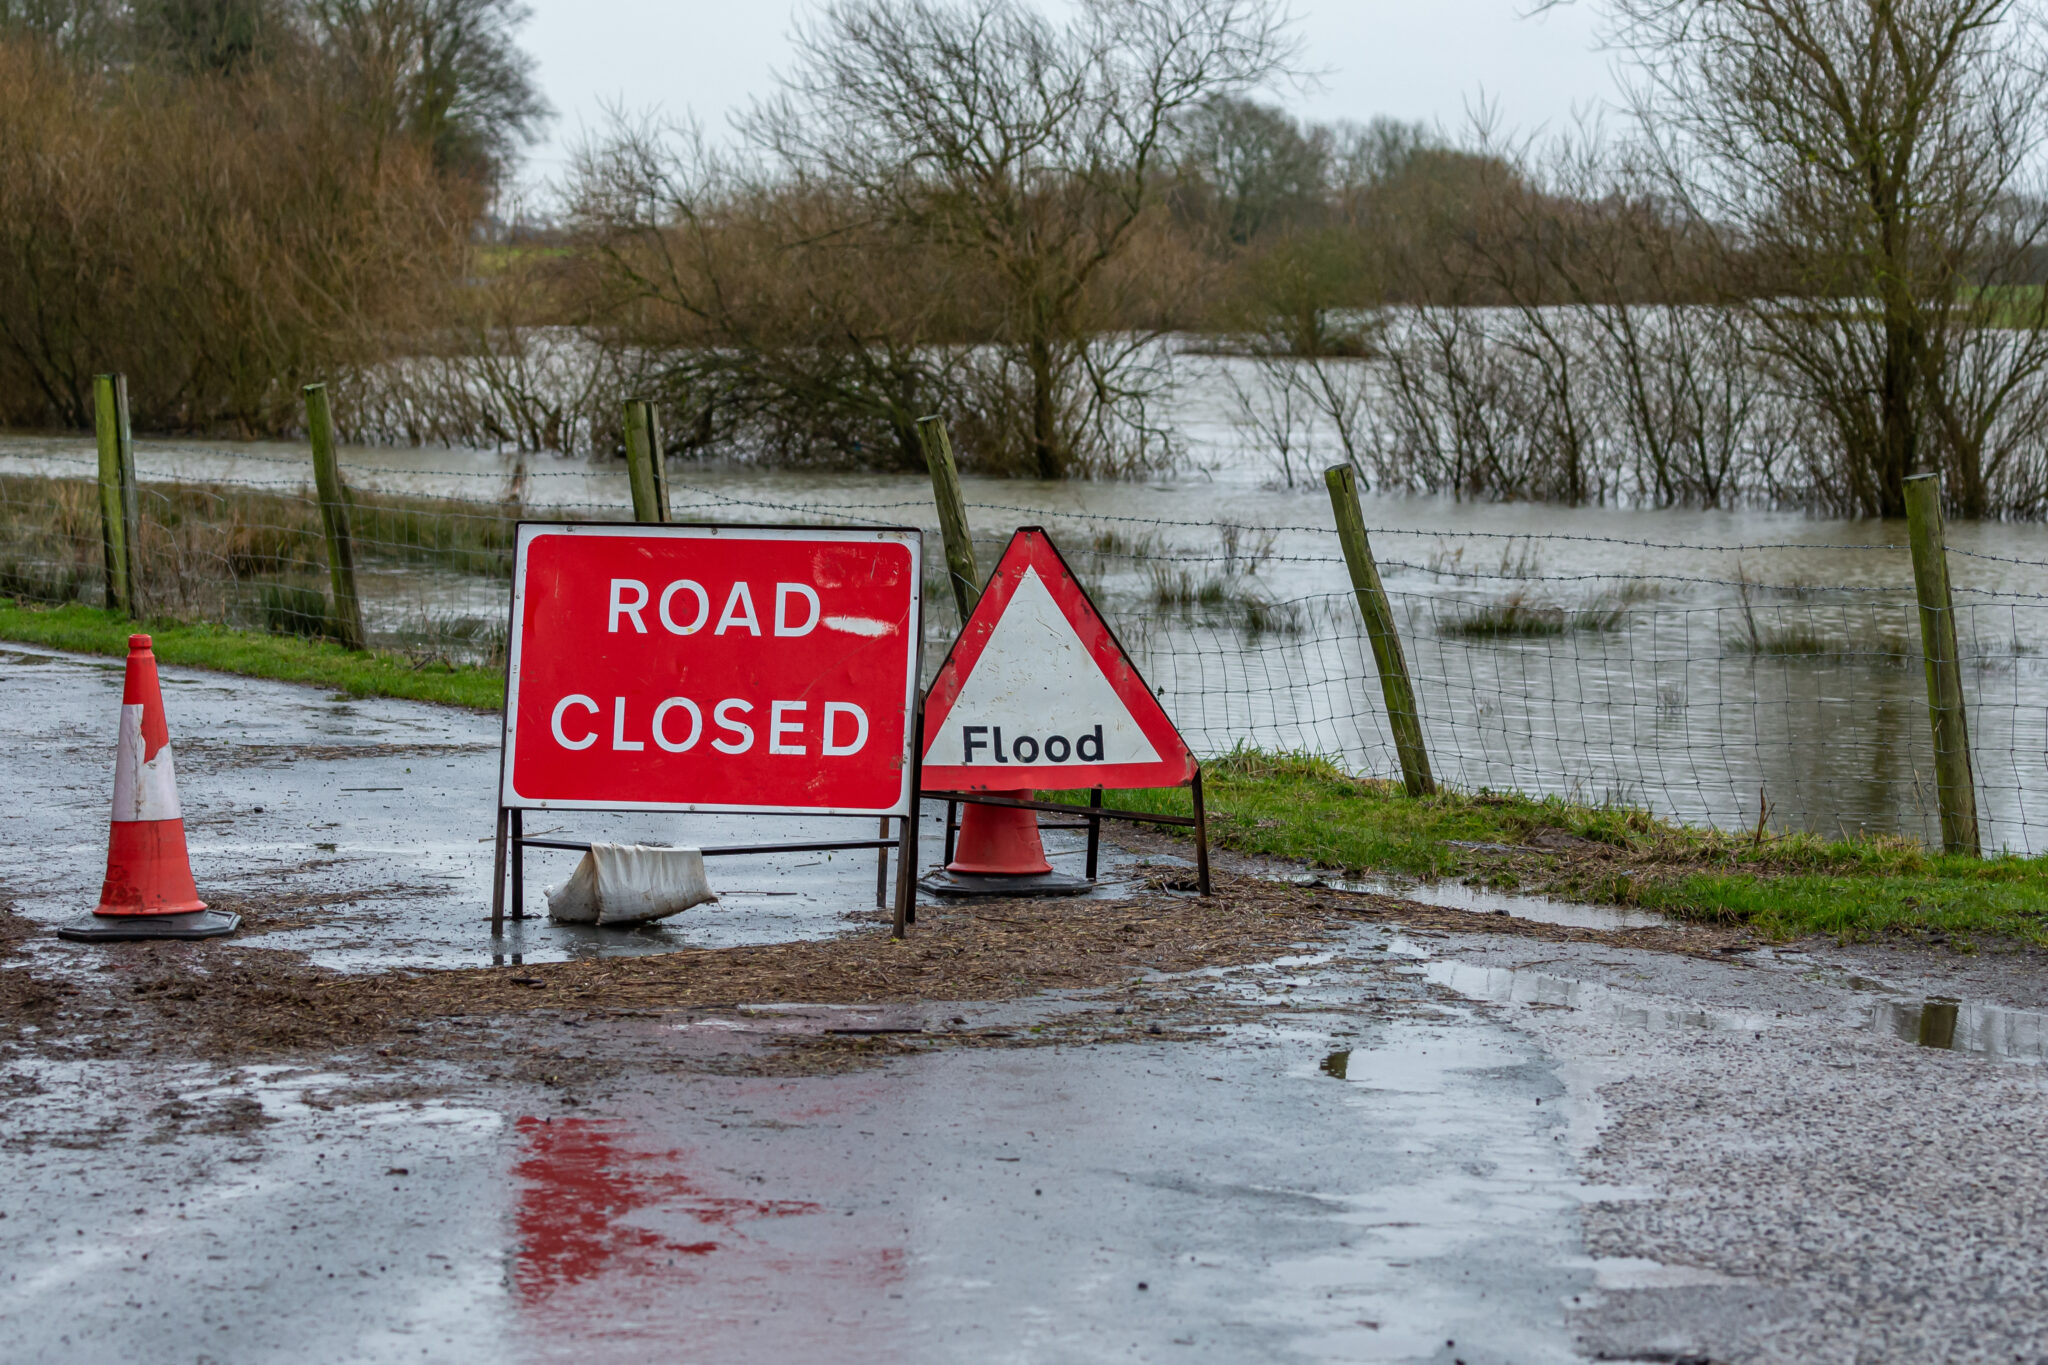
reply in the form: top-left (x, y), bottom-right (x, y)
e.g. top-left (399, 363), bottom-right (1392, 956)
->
top-left (876, 817), bottom-right (891, 909)
top-left (490, 805), bottom-right (508, 934)
top-left (510, 807), bottom-right (526, 920)
top-left (1192, 770), bottom-right (1212, 896)
top-left (893, 812), bottom-right (919, 937)
top-left (1085, 788), bottom-right (1103, 880)
top-left (894, 708), bottom-right (925, 938)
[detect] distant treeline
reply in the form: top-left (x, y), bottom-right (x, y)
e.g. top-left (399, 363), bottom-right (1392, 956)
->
top-left (0, 0), bottom-right (1684, 470)
top-left (7, 0), bottom-right (2048, 520)
top-left (0, 0), bottom-right (545, 433)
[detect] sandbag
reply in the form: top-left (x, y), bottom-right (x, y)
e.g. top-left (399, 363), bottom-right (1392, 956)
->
top-left (544, 843), bottom-right (715, 926)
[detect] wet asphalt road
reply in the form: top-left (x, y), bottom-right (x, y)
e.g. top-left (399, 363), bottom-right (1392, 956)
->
top-left (0, 979), bottom-right (1594, 1365)
top-left (7, 643), bottom-right (2048, 1363)
top-left (0, 643), bottom-right (1154, 971)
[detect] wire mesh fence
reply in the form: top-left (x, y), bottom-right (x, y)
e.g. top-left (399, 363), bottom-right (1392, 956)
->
top-left (4, 441), bottom-right (2045, 854)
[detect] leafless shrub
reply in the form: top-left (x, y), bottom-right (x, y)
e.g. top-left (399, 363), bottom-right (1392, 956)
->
top-left (0, 38), bottom-right (473, 435)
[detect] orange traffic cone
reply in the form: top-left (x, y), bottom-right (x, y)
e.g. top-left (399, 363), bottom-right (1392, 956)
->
top-left (920, 789), bottom-right (1092, 898)
top-left (58, 635), bottom-right (239, 941)
top-left (948, 791), bottom-right (1052, 875)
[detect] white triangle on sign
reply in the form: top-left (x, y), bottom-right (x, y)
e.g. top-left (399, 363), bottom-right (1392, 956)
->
top-left (929, 568), bottom-right (1160, 769)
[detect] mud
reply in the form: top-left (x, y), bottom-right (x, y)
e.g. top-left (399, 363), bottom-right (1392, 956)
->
top-left (0, 873), bottom-right (1751, 1068)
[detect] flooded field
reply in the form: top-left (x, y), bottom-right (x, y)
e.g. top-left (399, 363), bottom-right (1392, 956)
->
top-left (6, 374), bottom-right (2048, 852)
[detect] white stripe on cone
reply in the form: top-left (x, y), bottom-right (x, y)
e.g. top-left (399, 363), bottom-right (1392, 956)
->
top-left (110, 703), bottom-right (181, 823)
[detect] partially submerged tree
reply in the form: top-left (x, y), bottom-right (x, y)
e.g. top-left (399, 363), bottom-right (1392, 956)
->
top-left (749, 0), bottom-right (1297, 477)
top-left (1576, 0), bottom-right (2048, 517)
top-left (567, 121), bottom-right (972, 470)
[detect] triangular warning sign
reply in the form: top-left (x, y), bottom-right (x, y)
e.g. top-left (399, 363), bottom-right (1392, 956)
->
top-left (921, 528), bottom-right (1197, 791)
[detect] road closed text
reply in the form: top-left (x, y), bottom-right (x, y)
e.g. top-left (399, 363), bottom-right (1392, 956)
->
top-left (505, 526), bottom-right (920, 813)
top-left (548, 695), bottom-right (870, 757)
top-left (603, 578), bottom-right (832, 638)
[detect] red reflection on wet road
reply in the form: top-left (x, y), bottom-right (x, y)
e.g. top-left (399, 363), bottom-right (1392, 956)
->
top-left (512, 1116), bottom-right (819, 1303)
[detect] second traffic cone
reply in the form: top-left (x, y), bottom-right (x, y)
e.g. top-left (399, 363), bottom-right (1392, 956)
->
top-left (920, 789), bottom-right (1092, 899)
top-left (947, 791), bottom-right (1052, 875)
top-left (58, 635), bottom-right (239, 942)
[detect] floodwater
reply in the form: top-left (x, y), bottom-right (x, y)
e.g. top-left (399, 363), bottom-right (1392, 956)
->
top-left (1874, 993), bottom-right (2048, 1060)
top-left (15, 648), bottom-right (2048, 1359)
top-left (1423, 939), bottom-right (2048, 1064)
top-left (7, 368), bottom-right (2048, 851)
top-left (1285, 874), bottom-right (1668, 932)
top-left (0, 981), bottom-right (1607, 1364)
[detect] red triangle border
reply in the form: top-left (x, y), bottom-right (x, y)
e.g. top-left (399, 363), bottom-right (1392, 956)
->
top-left (920, 528), bottom-right (1197, 792)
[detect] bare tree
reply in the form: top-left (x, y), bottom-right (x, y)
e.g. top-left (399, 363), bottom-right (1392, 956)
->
top-left (750, 0), bottom-right (1296, 478)
top-left (308, 0), bottom-right (550, 185)
top-left (1559, 0), bottom-right (2048, 517)
top-left (567, 118), bottom-right (971, 468)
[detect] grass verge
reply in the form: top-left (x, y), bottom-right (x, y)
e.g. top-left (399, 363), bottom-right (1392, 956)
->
top-left (8, 603), bottom-right (2041, 945)
top-left (0, 599), bottom-right (503, 710)
top-left (1059, 747), bottom-right (2048, 945)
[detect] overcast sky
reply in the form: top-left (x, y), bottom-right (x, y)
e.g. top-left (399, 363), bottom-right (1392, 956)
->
top-left (515, 0), bottom-right (1617, 194)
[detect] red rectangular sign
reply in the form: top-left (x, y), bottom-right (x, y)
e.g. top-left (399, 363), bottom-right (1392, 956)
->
top-left (501, 523), bottom-right (923, 815)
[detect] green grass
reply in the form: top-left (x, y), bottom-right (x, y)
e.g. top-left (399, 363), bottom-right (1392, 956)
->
top-left (1443, 599), bottom-right (1567, 637)
top-left (0, 471), bottom-right (521, 607)
top-left (1968, 284), bottom-right (2048, 330)
top-left (1724, 620), bottom-right (1917, 660)
top-left (1442, 592), bottom-right (1625, 638)
top-left (0, 599), bottom-right (504, 710)
top-left (9, 600), bottom-right (2044, 944)
top-left (1059, 747), bottom-right (2048, 944)
top-left (1146, 565), bottom-right (1302, 636)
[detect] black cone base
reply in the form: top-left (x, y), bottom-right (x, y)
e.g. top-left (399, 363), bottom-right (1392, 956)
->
top-left (57, 909), bottom-right (241, 942)
top-left (919, 869), bottom-right (1094, 899)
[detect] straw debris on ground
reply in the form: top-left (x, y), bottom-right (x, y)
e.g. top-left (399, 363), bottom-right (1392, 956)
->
top-left (1, 876), bottom-right (1748, 1063)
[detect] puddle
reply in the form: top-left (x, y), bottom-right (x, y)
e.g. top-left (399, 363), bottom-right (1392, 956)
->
top-left (1420, 948), bottom-right (2048, 1065)
top-left (1291, 874), bottom-right (1667, 931)
top-left (1268, 1017), bottom-right (1594, 1361)
top-left (1421, 960), bottom-right (1779, 1035)
top-left (1876, 996), bottom-right (2048, 1061)
top-left (512, 1115), bottom-right (822, 1307)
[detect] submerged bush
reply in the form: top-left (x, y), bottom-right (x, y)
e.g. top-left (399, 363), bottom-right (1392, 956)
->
top-left (259, 583), bottom-right (337, 640)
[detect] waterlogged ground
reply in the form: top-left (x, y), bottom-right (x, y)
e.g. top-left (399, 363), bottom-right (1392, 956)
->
top-left (8, 650), bottom-right (2048, 1361)
top-left (8, 384), bottom-right (2048, 852)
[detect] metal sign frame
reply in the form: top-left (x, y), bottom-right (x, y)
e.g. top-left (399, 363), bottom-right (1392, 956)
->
top-left (491, 520), bottom-right (927, 938)
top-left (919, 526), bottom-right (1209, 894)
top-left (920, 526), bottom-right (1198, 794)
top-left (924, 783), bottom-right (1211, 895)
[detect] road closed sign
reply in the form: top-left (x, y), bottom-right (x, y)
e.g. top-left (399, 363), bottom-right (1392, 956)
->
top-left (502, 523), bottom-right (922, 814)
top-left (921, 528), bottom-right (1195, 792)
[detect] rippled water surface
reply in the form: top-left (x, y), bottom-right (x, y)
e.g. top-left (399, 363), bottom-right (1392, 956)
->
top-left (8, 392), bottom-right (2048, 850)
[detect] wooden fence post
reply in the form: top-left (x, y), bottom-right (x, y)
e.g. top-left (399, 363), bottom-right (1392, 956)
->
top-left (94, 374), bottom-right (140, 618)
top-left (624, 400), bottom-right (670, 524)
top-left (916, 416), bottom-right (980, 619)
top-left (302, 384), bottom-right (368, 652)
top-left (1325, 463), bottom-right (1435, 797)
top-left (1903, 472), bottom-right (1979, 856)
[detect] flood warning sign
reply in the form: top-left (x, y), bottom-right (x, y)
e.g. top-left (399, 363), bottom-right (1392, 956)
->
top-left (920, 528), bottom-right (1196, 792)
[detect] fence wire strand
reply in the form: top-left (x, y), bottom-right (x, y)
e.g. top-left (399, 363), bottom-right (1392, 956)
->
top-left (4, 450), bottom-right (2044, 853)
